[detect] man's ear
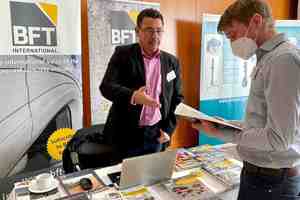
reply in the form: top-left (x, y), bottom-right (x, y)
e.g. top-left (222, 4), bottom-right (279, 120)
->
top-left (252, 13), bottom-right (263, 26)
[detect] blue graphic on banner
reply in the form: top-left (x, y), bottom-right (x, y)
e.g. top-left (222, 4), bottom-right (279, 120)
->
top-left (276, 21), bottom-right (300, 48)
top-left (199, 97), bottom-right (247, 145)
top-left (199, 14), bottom-right (253, 145)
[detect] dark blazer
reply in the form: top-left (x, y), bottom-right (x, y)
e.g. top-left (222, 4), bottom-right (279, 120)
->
top-left (100, 43), bottom-right (183, 150)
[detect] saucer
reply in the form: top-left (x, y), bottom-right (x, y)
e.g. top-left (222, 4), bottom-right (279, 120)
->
top-left (28, 179), bottom-right (58, 194)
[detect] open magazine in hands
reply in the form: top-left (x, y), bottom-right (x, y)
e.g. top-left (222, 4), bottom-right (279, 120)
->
top-left (175, 103), bottom-right (242, 130)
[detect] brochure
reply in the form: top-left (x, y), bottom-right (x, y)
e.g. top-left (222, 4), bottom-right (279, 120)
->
top-left (58, 170), bottom-right (106, 196)
top-left (187, 145), bottom-right (226, 165)
top-left (86, 187), bottom-right (123, 200)
top-left (57, 193), bottom-right (90, 200)
top-left (120, 185), bottom-right (160, 200)
top-left (175, 103), bottom-right (242, 130)
top-left (187, 145), bottom-right (242, 187)
top-left (201, 159), bottom-right (242, 187)
top-left (175, 149), bottom-right (201, 171)
top-left (162, 170), bottom-right (215, 200)
top-left (107, 191), bottom-right (124, 200)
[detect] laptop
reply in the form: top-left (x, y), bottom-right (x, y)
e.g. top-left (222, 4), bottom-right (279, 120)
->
top-left (108, 150), bottom-right (177, 190)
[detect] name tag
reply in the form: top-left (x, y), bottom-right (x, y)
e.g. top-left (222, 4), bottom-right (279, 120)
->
top-left (166, 70), bottom-right (176, 82)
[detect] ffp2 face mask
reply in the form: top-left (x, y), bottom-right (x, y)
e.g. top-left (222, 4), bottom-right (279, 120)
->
top-left (231, 37), bottom-right (257, 60)
top-left (230, 17), bottom-right (259, 60)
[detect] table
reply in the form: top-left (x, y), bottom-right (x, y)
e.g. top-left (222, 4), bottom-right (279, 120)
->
top-left (93, 143), bottom-right (240, 200)
top-left (9, 143), bottom-right (241, 200)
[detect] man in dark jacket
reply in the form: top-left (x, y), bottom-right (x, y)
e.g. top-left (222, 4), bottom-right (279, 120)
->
top-left (100, 8), bottom-right (183, 159)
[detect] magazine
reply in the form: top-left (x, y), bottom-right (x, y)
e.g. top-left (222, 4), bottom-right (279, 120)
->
top-left (201, 159), bottom-right (242, 187)
top-left (187, 145), bottom-right (226, 165)
top-left (120, 186), bottom-right (159, 200)
top-left (84, 187), bottom-right (123, 200)
top-left (107, 191), bottom-right (124, 200)
top-left (56, 192), bottom-right (90, 200)
top-left (58, 170), bottom-right (106, 196)
top-left (175, 149), bottom-right (201, 171)
top-left (175, 103), bottom-right (242, 130)
top-left (187, 145), bottom-right (242, 187)
top-left (162, 170), bottom-right (215, 200)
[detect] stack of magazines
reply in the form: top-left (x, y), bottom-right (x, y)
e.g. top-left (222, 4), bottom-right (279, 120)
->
top-left (187, 145), bottom-right (242, 187)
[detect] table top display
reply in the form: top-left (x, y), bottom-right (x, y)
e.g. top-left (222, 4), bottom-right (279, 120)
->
top-left (10, 144), bottom-right (240, 200)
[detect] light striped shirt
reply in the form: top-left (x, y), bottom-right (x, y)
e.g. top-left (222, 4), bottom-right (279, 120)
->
top-left (221, 33), bottom-right (300, 168)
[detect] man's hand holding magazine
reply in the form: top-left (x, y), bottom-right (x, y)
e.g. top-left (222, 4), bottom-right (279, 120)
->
top-left (175, 103), bottom-right (242, 141)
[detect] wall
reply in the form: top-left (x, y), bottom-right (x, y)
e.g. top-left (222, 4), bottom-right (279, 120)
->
top-left (81, 0), bottom-right (297, 148)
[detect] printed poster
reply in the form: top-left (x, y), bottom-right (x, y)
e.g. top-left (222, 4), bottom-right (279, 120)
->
top-left (0, 0), bottom-right (82, 181)
top-left (200, 14), bottom-right (253, 145)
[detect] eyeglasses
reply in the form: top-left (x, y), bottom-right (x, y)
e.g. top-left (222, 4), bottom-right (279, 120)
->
top-left (141, 28), bottom-right (164, 35)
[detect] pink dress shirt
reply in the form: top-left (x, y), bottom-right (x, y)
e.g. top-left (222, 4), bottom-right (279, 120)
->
top-left (138, 49), bottom-right (162, 126)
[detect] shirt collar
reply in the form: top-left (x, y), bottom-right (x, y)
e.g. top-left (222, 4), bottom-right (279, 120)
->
top-left (255, 33), bottom-right (288, 61)
top-left (259, 33), bottom-right (288, 52)
top-left (141, 46), bottom-right (160, 59)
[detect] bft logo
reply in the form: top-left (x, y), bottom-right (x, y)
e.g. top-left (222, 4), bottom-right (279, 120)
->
top-left (10, 1), bottom-right (57, 46)
top-left (110, 10), bottom-right (138, 45)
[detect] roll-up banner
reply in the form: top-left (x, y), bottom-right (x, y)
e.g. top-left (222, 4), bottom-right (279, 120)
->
top-left (200, 14), bottom-right (252, 145)
top-left (0, 0), bottom-right (82, 184)
top-left (88, 0), bottom-right (160, 125)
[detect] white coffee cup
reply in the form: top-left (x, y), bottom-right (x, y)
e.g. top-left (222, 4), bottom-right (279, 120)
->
top-left (35, 173), bottom-right (54, 190)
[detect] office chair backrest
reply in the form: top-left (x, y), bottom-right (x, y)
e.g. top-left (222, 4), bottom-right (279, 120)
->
top-left (62, 124), bottom-right (119, 173)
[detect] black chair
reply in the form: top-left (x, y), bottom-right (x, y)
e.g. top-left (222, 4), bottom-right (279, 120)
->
top-left (62, 124), bottom-right (120, 174)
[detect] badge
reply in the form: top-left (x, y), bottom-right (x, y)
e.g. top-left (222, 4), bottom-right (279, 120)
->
top-left (167, 70), bottom-right (176, 82)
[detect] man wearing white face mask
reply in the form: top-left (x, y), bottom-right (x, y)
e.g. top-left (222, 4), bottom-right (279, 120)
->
top-left (192, 0), bottom-right (300, 199)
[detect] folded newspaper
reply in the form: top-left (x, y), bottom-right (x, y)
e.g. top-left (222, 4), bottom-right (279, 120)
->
top-left (175, 103), bottom-right (242, 130)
